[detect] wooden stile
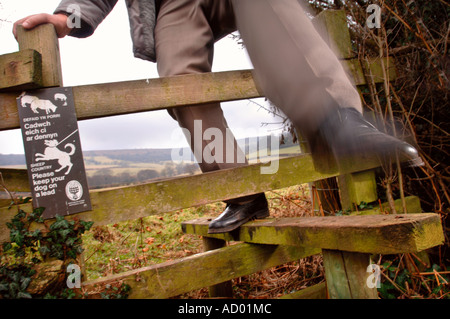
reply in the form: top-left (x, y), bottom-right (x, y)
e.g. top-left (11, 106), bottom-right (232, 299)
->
top-left (0, 11), bottom-right (445, 299)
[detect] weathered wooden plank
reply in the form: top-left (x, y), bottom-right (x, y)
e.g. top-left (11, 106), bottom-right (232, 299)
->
top-left (0, 49), bottom-right (43, 92)
top-left (322, 250), bottom-right (378, 299)
top-left (0, 58), bottom-right (396, 131)
top-left (323, 250), bottom-right (352, 298)
top-left (350, 196), bottom-right (422, 216)
top-left (16, 24), bottom-right (62, 88)
top-left (0, 169), bottom-right (31, 207)
top-left (182, 213), bottom-right (444, 254)
top-left (0, 153), bottom-right (384, 243)
top-left (0, 24), bottom-right (62, 130)
top-left (0, 169), bottom-right (29, 192)
top-left (0, 92), bottom-right (19, 130)
top-left (82, 243), bottom-right (317, 299)
top-left (314, 10), bottom-right (354, 59)
top-left (71, 69), bottom-right (261, 121)
top-left (181, 195), bottom-right (423, 239)
top-left (338, 170), bottom-right (378, 211)
top-left (0, 69), bottom-right (260, 131)
top-left (280, 282), bottom-right (327, 299)
top-left (202, 237), bottom-right (233, 298)
top-left (344, 57), bottom-right (397, 87)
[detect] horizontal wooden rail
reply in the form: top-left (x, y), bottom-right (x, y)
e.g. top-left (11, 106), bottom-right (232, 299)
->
top-left (280, 282), bottom-right (327, 299)
top-left (82, 243), bottom-right (318, 299)
top-left (0, 49), bottom-right (43, 92)
top-left (182, 213), bottom-right (444, 254)
top-left (0, 70), bottom-right (259, 131)
top-left (0, 153), bottom-right (385, 243)
top-left (0, 57), bottom-right (395, 131)
top-left (0, 168), bottom-right (29, 192)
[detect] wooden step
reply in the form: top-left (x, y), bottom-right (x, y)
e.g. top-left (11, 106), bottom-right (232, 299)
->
top-left (182, 213), bottom-right (444, 254)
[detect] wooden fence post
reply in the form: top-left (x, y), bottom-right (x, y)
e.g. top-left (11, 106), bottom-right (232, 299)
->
top-left (202, 237), bottom-right (233, 298)
top-left (322, 249), bottom-right (378, 299)
top-left (338, 170), bottom-right (378, 212)
top-left (312, 10), bottom-right (380, 214)
top-left (15, 24), bottom-right (81, 282)
top-left (16, 24), bottom-right (63, 88)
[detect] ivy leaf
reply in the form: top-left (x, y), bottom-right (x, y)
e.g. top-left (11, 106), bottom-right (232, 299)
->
top-left (31, 229), bottom-right (42, 239)
top-left (2, 242), bottom-right (12, 252)
top-left (67, 250), bottom-right (77, 260)
top-left (58, 229), bottom-right (72, 240)
top-left (15, 249), bottom-right (26, 258)
top-left (20, 277), bottom-right (31, 291)
top-left (17, 291), bottom-right (32, 299)
top-left (51, 217), bottom-right (70, 230)
top-left (80, 221), bottom-right (94, 231)
top-left (39, 245), bottom-right (51, 256)
top-left (8, 282), bottom-right (19, 296)
top-left (65, 237), bottom-right (77, 246)
top-left (76, 246), bottom-right (84, 254)
top-left (379, 282), bottom-right (396, 299)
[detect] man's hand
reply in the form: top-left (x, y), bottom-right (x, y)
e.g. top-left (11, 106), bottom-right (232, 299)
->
top-left (13, 13), bottom-right (72, 39)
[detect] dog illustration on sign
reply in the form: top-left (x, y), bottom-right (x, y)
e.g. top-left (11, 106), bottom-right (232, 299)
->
top-left (20, 93), bottom-right (67, 114)
top-left (35, 131), bottom-right (77, 175)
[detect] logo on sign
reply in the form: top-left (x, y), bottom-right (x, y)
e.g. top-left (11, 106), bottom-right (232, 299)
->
top-left (66, 180), bottom-right (83, 201)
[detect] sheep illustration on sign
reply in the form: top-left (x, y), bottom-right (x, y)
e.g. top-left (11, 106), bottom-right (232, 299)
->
top-left (17, 87), bottom-right (92, 219)
top-left (20, 92), bottom-right (67, 114)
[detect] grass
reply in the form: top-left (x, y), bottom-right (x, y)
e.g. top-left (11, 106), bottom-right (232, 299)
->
top-left (82, 203), bottom-right (221, 280)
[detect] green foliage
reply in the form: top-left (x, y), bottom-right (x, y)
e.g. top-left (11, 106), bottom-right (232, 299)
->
top-left (379, 262), bottom-right (412, 299)
top-left (357, 201), bottom-right (373, 210)
top-left (2, 207), bottom-right (93, 261)
top-left (100, 283), bottom-right (131, 299)
top-left (0, 264), bottom-right (35, 299)
top-left (378, 259), bottom-right (449, 299)
top-left (44, 215), bottom-right (94, 260)
top-left (0, 206), bottom-right (94, 299)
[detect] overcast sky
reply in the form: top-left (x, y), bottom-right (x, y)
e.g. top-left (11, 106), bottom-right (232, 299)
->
top-left (0, 0), bottom-right (282, 154)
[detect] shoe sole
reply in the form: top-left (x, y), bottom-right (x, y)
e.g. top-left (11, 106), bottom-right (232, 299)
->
top-left (207, 208), bottom-right (270, 234)
top-left (377, 154), bottom-right (425, 169)
top-left (403, 156), bottom-right (425, 168)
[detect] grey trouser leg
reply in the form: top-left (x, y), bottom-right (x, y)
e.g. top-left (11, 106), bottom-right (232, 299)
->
top-left (231, 0), bottom-right (363, 140)
top-left (156, 0), bottom-right (243, 172)
top-left (155, 0), bottom-right (261, 204)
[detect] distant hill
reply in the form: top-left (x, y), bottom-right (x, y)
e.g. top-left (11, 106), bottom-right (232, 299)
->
top-left (0, 154), bottom-right (26, 166)
top-left (0, 134), bottom-right (299, 167)
top-left (0, 134), bottom-right (301, 189)
top-left (84, 148), bottom-right (174, 164)
top-left (0, 149), bottom-right (174, 167)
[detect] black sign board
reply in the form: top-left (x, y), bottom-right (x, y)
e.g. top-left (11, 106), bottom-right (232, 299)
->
top-left (17, 87), bottom-right (91, 219)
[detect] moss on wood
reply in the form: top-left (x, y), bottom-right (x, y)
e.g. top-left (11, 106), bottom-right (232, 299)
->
top-left (183, 213), bottom-right (444, 254)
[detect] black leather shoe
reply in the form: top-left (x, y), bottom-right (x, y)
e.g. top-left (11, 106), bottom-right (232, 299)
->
top-left (208, 194), bottom-right (269, 234)
top-left (309, 108), bottom-right (423, 171)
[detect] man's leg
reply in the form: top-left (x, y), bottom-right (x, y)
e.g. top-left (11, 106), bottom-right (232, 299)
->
top-left (231, 0), bottom-right (421, 169)
top-left (155, 0), bottom-right (269, 233)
